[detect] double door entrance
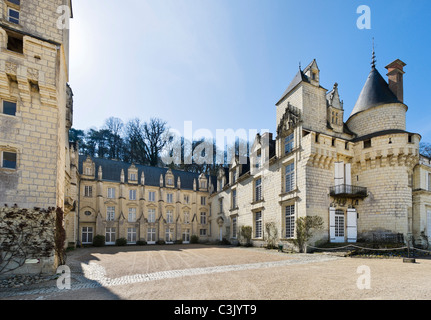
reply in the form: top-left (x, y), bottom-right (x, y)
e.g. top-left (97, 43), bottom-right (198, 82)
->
top-left (329, 208), bottom-right (357, 243)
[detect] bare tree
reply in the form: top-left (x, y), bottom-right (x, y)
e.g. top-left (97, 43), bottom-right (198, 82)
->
top-left (142, 118), bottom-right (169, 167)
top-left (420, 142), bottom-right (431, 158)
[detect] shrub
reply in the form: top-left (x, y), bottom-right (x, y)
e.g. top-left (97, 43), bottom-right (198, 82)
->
top-left (115, 238), bottom-right (127, 246)
top-left (174, 239), bottom-right (183, 244)
top-left (92, 235), bottom-right (106, 247)
top-left (190, 235), bottom-right (199, 244)
top-left (136, 240), bottom-right (147, 246)
top-left (156, 239), bottom-right (166, 245)
top-left (240, 226), bottom-right (252, 246)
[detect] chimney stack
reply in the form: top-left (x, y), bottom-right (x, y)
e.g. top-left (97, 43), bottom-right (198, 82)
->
top-left (385, 59), bottom-right (406, 103)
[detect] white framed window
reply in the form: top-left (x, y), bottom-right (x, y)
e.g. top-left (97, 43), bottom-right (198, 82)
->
top-left (128, 207), bottom-right (136, 222)
top-left (184, 194), bottom-right (189, 204)
top-left (166, 210), bottom-right (173, 224)
top-left (285, 162), bottom-right (295, 192)
top-left (84, 186), bottom-right (92, 197)
top-left (148, 208), bottom-right (156, 223)
top-left (285, 133), bottom-right (294, 155)
top-left (167, 193), bottom-right (173, 203)
top-left (147, 228), bottom-right (156, 243)
top-left (165, 228), bottom-right (174, 243)
top-left (82, 227), bottom-right (93, 244)
top-left (105, 228), bottom-right (116, 244)
top-left (219, 198), bottom-right (223, 213)
top-left (85, 167), bottom-right (92, 176)
top-left (107, 206), bottom-right (115, 221)
top-left (1, 151), bottom-right (17, 169)
top-left (167, 178), bottom-right (173, 186)
top-left (200, 180), bottom-right (207, 189)
top-left (130, 173), bottom-right (137, 181)
top-left (255, 211), bottom-right (262, 238)
top-left (335, 210), bottom-right (345, 238)
top-left (127, 228), bottom-right (137, 243)
top-left (232, 217), bottom-right (237, 239)
top-left (107, 187), bottom-right (115, 199)
top-left (285, 205), bottom-right (295, 238)
top-left (184, 211), bottom-right (190, 224)
top-left (255, 178), bottom-right (262, 201)
top-left (200, 212), bottom-right (207, 225)
top-left (149, 191), bottom-right (156, 202)
top-left (7, 7), bottom-right (20, 24)
top-left (129, 189), bottom-right (137, 200)
top-left (232, 189), bottom-right (237, 208)
top-left (182, 229), bottom-right (190, 243)
top-left (201, 196), bottom-right (206, 206)
top-left (200, 229), bottom-right (207, 236)
top-left (1, 100), bottom-right (17, 116)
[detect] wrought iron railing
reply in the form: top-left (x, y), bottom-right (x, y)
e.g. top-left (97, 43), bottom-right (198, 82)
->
top-left (329, 184), bottom-right (368, 198)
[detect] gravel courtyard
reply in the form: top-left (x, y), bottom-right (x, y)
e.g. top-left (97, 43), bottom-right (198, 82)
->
top-left (1, 244), bottom-right (431, 300)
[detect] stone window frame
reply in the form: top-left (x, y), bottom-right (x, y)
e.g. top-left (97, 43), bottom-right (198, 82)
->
top-left (166, 192), bottom-right (174, 203)
top-left (166, 209), bottom-right (174, 224)
top-left (200, 211), bottom-right (207, 225)
top-left (284, 161), bottom-right (295, 193)
top-left (7, 6), bottom-right (20, 25)
top-left (0, 99), bottom-right (17, 116)
top-left (127, 227), bottom-right (137, 244)
top-left (284, 132), bottom-right (294, 155)
top-left (254, 211), bottom-right (263, 239)
top-left (148, 190), bottom-right (156, 202)
top-left (284, 204), bottom-right (296, 239)
top-left (129, 189), bottom-right (137, 201)
top-left (254, 178), bottom-right (262, 202)
top-left (106, 206), bottom-right (115, 221)
top-left (81, 226), bottom-right (93, 244)
top-left (107, 187), bottom-right (116, 199)
top-left (147, 208), bottom-right (156, 223)
top-left (201, 196), bottom-right (206, 206)
top-left (0, 148), bottom-right (18, 170)
top-left (84, 185), bottom-right (92, 197)
top-left (128, 207), bottom-right (137, 222)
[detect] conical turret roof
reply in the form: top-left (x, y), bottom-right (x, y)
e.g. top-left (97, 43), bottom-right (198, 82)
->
top-left (349, 66), bottom-right (401, 119)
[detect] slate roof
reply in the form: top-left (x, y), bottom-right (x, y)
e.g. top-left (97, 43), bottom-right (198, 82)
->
top-left (349, 67), bottom-right (402, 119)
top-left (276, 69), bottom-right (310, 106)
top-left (78, 155), bottom-right (216, 191)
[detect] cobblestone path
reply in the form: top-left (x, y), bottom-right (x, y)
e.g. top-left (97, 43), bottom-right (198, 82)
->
top-left (0, 253), bottom-right (341, 299)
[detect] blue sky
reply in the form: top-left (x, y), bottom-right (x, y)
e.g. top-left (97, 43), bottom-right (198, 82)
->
top-left (69, 0), bottom-right (431, 143)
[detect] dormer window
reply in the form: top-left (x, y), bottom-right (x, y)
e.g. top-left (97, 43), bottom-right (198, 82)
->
top-left (130, 173), bottom-right (137, 181)
top-left (85, 167), bottom-right (92, 176)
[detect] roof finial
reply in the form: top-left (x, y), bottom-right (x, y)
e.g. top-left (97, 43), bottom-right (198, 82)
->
top-left (371, 37), bottom-right (376, 69)
top-left (299, 61), bottom-right (302, 70)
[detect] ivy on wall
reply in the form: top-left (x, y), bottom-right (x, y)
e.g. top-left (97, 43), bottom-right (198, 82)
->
top-left (0, 205), bottom-right (66, 275)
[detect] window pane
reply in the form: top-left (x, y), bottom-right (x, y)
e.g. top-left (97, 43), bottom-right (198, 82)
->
top-left (3, 152), bottom-right (17, 169)
top-left (3, 101), bottom-right (16, 116)
top-left (9, 9), bottom-right (19, 19)
top-left (9, 0), bottom-right (21, 5)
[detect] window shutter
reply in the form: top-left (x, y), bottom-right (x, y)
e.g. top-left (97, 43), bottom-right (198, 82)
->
top-left (345, 163), bottom-right (351, 186)
top-left (347, 208), bottom-right (357, 243)
top-left (329, 208), bottom-right (336, 242)
top-left (334, 162), bottom-right (344, 187)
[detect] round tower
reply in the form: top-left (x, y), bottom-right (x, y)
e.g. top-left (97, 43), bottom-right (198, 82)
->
top-left (347, 51), bottom-right (420, 241)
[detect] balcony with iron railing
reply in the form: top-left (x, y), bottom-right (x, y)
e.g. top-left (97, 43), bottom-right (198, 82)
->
top-left (329, 184), bottom-right (368, 199)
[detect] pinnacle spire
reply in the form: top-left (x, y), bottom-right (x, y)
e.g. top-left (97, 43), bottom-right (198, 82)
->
top-left (371, 38), bottom-right (376, 69)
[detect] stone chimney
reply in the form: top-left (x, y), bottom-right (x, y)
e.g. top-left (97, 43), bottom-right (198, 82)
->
top-left (385, 59), bottom-right (406, 103)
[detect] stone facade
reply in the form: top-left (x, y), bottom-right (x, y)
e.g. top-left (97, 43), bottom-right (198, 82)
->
top-left (70, 155), bottom-right (213, 246)
top-left (209, 58), bottom-right (430, 249)
top-left (0, 0), bottom-right (73, 272)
